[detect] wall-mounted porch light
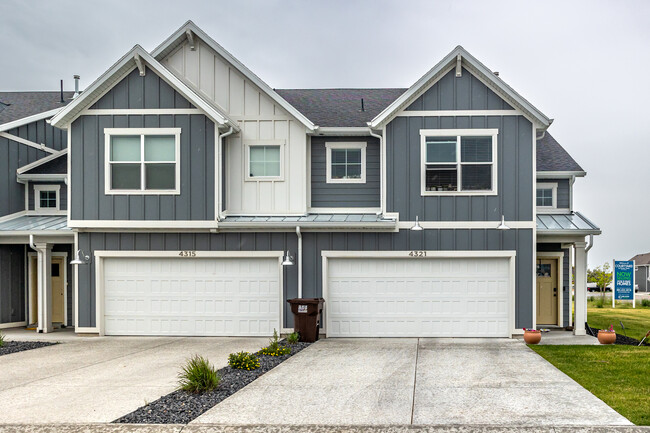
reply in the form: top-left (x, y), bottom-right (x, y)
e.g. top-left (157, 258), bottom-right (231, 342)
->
top-left (70, 249), bottom-right (91, 265)
top-left (496, 215), bottom-right (510, 231)
top-left (411, 215), bottom-right (423, 231)
top-left (281, 250), bottom-right (294, 266)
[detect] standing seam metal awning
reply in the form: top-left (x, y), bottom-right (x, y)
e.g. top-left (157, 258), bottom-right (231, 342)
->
top-left (536, 212), bottom-right (601, 235)
top-left (0, 215), bottom-right (70, 233)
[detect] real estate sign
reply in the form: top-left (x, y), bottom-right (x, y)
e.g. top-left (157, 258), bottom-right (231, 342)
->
top-left (613, 260), bottom-right (635, 307)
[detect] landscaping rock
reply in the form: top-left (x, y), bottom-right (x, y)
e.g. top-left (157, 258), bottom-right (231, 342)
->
top-left (0, 341), bottom-right (56, 356)
top-left (114, 342), bottom-right (311, 424)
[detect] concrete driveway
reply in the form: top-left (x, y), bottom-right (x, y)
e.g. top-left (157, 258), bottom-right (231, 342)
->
top-left (0, 333), bottom-right (267, 423)
top-left (194, 338), bottom-right (632, 426)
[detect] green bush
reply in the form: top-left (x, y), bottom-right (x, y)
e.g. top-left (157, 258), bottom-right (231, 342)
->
top-left (594, 296), bottom-right (605, 308)
top-left (286, 331), bottom-right (299, 345)
top-left (260, 329), bottom-right (291, 356)
top-left (0, 331), bottom-right (4, 348)
top-left (178, 355), bottom-right (220, 393)
top-left (641, 299), bottom-right (650, 307)
top-left (228, 351), bottom-right (260, 370)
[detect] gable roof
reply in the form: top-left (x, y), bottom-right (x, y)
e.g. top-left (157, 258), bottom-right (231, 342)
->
top-left (50, 45), bottom-right (238, 131)
top-left (17, 149), bottom-right (67, 175)
top-left (275, 88), bottom-right (407, 128)
top-left (630, 252), bottom-right (650, 265)
top-left (0, 92), bottom-right (73, 126)
top-left (369, 46), bottom-right (552, 129)
top-left (537, 132), bottom-right (584, 174)
top-left (151, 20), bottom-right (316, 131)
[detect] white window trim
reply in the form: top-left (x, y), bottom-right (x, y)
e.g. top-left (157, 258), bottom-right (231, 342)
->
top-left (536, 182), bottom-right (558, 210)
top-left (104, 128), bottom-right (181, 195)
top-left (325, 142), bottom-right (367, 184)
top-left (244, 140), bottom-right (285, 182)
top-left (34, 184), bottom-right (60, 212)
top-left (419, 129), bottom-right (498, 196)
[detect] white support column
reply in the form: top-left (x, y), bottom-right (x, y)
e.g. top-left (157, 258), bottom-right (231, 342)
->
top-left (574, 241), bottom-right (588, 336)
top-left (35, 243), bottom-right (53, 333)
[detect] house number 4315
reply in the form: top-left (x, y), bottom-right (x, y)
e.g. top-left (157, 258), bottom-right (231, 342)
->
top-left (409, 251), bottom-right (427, 257)
top-left (178, 250), bottom-right (197, 257)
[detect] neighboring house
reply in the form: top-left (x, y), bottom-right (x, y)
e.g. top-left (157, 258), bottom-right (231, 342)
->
top-left (0, 21), bottom-right (601, 338)
top-left (630, 253), bottom-right (650, 292)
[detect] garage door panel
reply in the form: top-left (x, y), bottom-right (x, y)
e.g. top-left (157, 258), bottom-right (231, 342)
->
top-left (327, 257), bottom-right (511, 338)
top-left (103, 256), bottom-right (280, 336)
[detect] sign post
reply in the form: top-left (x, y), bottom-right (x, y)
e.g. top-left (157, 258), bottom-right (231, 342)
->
top-left (613, 260), bottom-right (635, 308)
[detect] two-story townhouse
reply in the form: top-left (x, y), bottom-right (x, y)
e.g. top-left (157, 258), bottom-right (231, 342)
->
top-left (0, 21), bottom-right (600, 338)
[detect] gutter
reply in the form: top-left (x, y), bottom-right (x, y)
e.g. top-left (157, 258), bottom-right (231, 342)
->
top-left (367, 127), bottom-right (384, 214)
top-left (216, 126), bottom-right (235, 221)
top-left (296, 226), bottom-right (302, 298)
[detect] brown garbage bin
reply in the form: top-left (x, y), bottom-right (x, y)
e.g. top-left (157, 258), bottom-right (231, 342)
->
top-left (287, 298), bottom-right (324, 342)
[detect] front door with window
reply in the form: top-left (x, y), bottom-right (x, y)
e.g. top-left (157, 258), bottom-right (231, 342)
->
top-left (536, 258), bottom-right (558, 325)
top-left (30, 256), bottom-right (65, 324)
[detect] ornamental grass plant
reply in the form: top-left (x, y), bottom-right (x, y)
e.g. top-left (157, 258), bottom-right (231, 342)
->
top-left (178, 355), bottom-right (221, 393)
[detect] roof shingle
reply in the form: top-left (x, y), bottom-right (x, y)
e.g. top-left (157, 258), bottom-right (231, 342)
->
top-left (0, 92), bottom-right (73, 125)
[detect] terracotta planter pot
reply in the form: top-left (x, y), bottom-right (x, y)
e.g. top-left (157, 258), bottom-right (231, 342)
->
top-left (524, 330), bottom-right (542, 344)
top-left (597, 330), bottom-right (616, 345)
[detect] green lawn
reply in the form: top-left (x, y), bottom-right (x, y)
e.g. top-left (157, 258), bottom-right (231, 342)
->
top-left (587, 297), bottom-right (650, 341)
top-left (531, 345), bottom-right (650, 425)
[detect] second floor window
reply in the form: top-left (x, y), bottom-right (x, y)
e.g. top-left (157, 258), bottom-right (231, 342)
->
top-left (326, 142), bottom-right (366, 184)
top-left (420, 129), bottom-right (498, 196)
top-left (105, 128), bottom-right (181, 195)
top-left (536, 183), bottom-right (557, 208)
top-left (34, 185), bottom-right (60, 211)
top-left (248, 145), bottom-right (282, 178)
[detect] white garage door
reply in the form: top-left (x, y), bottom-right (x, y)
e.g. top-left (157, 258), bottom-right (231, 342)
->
top-left (103, 256), bottom-right (281, 336)
top-left (327, 256), bottom-right (511, 337)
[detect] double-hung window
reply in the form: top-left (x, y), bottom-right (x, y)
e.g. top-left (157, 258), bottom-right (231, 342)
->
top-left (420, 129), bottom-right (498, 195)
top-left (105, 128), bottom-right (180, 194)
top-left (326, 142), bottom-right (366, 183)
top-left (246, 140), bottom-right (284, 181)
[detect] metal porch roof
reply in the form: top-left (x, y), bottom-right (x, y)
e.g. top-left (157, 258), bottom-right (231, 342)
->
top-left (0, 215), bottom-right (70, 233)
top-left (536, 212), bottom-right (601, 236)
top-left (220, 213), bottom-right (396, 229)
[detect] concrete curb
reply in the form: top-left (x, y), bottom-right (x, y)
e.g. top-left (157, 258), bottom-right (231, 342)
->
top-left (1, 425), bottom-right (649, 433)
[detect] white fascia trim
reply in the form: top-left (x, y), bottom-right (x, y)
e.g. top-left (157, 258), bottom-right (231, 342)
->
top-left (0, 108), bottom-right (61, 133)
top-left (67, 220), bottom-right (217, 229)
top-left (17, 148), bottom-right (68, 174)
top-left (369, 46), bottom-right (551, 129)
top-left (397, 110), bottom-right (520, 117)
top-left (17, 174), bottom-right (67, 182)
top-left (0, 132), bottom-right (57, 154)
top-left (82, 109), bottom-right (203, 115)
top-left (0, 231), bottom-right (73, 237)
top-left (0, 210), bottom-right (27, 223)
top-left (151, 21), bottom-right (316, 132)
top-left (308, 207), bottom-right (382, 214)
top-left (50, 45), bottom-right (239, 132)
top-left (325, 142), bottom-right (366, 184)
top-left (94, 250), bottom-right (283, 258)
top-left (313, 127), bottom-right (371, 136)
top-left (217, 222), bottom-right (397, 230)
top-left (396, 220), bottom-right (535, 229)
top-left (538, 229), bottom-right (602, 236)
top-left (537, 171), bottom-right (586, 178)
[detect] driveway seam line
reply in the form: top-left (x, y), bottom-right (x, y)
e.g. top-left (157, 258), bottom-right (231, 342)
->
top-left (410, 337), bottom-right (420, 425)
top-left (1, 337), bottom-right (188, 392)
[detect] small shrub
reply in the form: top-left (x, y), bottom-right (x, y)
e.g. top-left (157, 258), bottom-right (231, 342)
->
top-left (260, 329), bottom-right (291, 356)
top-left (0, 331), bottom-right (4, 348)
top-left (641, 299), bottom-right (650, 307)
top-left (178, 355), bottom-right (220, 393)
top-left (594, 296), bottom-right (605, 308)
top-left (286, 332), bottom-right (299, 345)
top-left (228, 351), bottom-right (260, 370)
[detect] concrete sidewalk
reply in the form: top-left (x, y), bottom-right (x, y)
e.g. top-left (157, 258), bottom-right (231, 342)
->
top-left (0, 335), bottom-right (267, 424)
top-left (0, 424), bottom-right (649, 433)
top-left (193, 338), bottom-right (631, 426)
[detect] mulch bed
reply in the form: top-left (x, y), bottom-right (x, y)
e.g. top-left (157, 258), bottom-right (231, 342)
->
top-left (586, 325), bottom-right (649, 346)
top-left (0, 341), bottom-right (56, 356)
top-left (114, 341), bottom-right (311, 424)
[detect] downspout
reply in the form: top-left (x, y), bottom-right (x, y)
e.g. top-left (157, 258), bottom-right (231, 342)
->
top-left (216, 126), bottom-right (235, 221)
top-left (296, 226), bottom-right (302, 298)
top-left (585, 234), bottom-right (594, 252)
top-left (367, 127), bottom-right (384, 214)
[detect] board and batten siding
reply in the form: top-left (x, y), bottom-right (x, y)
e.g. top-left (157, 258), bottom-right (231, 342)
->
top-left (0, 119), bottom-right (66, 217)
top-left (310, 136), bottom-right (380, 208)
top-left (28, 181), bottom-right (68, 211)
top-left (0, 244), bottom-right (25, 324)
top-left (70, 67), bottom-right (216, 221)
top-left (161, 38), bottom-right (308, 215)
top-left (77, 228), bottom-right (533, 330)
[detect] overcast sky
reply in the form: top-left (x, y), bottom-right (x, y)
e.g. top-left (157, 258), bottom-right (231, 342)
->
top-left (1, 0), bottom-right (648, 268)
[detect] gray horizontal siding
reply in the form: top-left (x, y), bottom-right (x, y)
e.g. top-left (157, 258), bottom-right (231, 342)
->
top-left (70, 114), bottom-right (215, 220)
top-left (537, 179), bottom-right (570, 209)
top-left (0, 119), bottom-right (66, 217)
top-left (77, 229), bottom-right (533, 330)
top-left (387, 115), bottom-right (533, 221)
top-left (91, 68), bottom-right (194, 109)
top-left (0, 244), bottom-right (25, 324)
top-left (311, 136), bottom-right (380, 208)
top-left (28, 181), bottom-right (68, 211)
top-left (406, 67), bottom-right (514, 111)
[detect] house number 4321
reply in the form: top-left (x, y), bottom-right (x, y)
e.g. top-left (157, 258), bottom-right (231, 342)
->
top-left (409, 251), bottom-right (427, 257)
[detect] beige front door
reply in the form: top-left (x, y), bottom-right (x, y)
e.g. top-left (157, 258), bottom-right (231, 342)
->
top-left (30, 256), bottom-right (65, 324)
top-left (536, 258), bottom-right (558, 325)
